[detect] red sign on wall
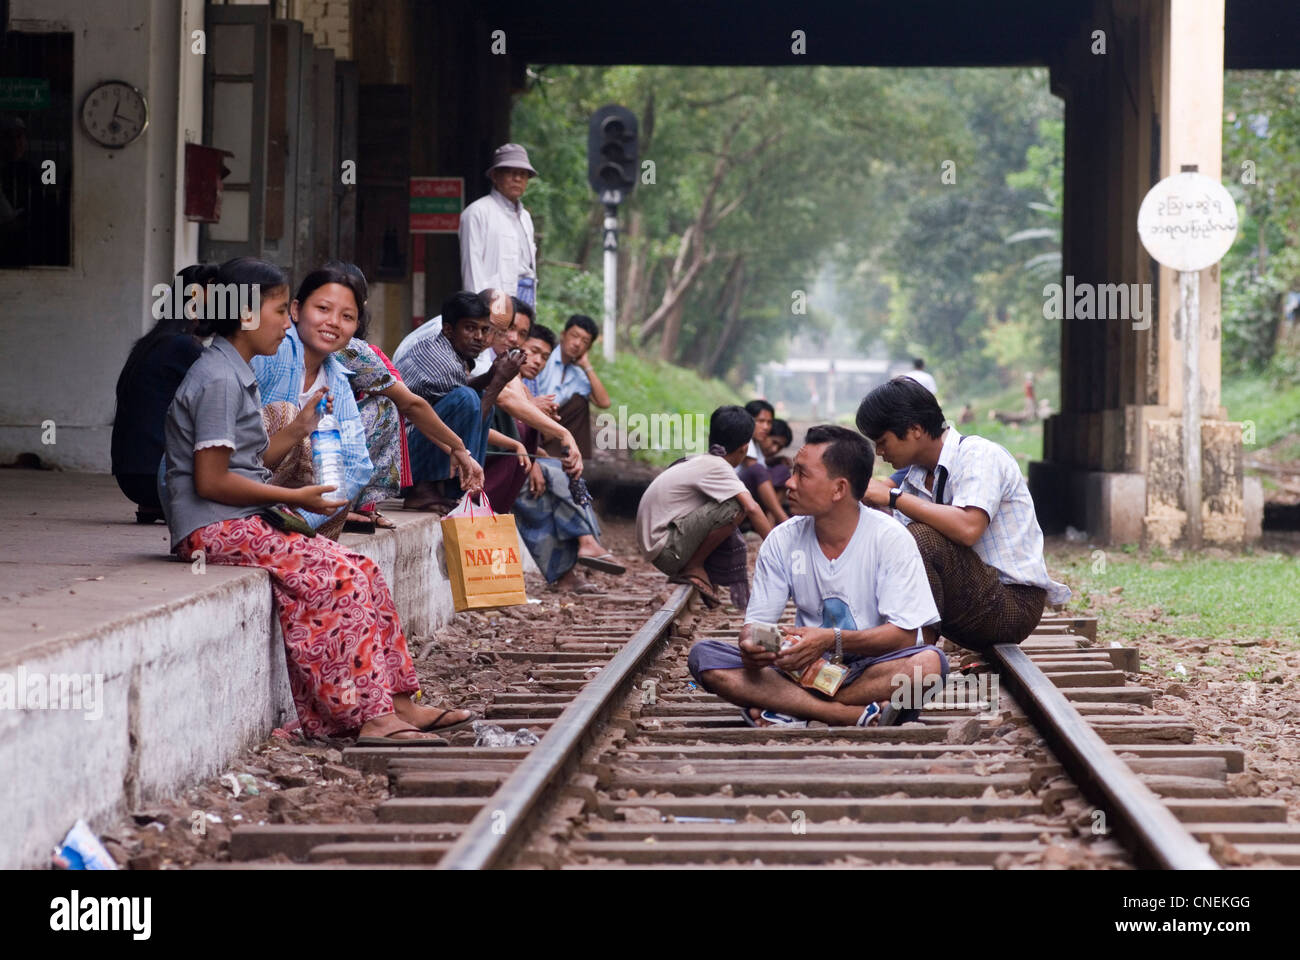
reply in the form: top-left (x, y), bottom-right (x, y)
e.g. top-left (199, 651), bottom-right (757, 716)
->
top-left (410, 177), bottom-right (463, 234)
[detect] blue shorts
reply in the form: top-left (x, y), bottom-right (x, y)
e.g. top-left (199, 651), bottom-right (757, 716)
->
top-left (687, 638), bottom-right (949, 696)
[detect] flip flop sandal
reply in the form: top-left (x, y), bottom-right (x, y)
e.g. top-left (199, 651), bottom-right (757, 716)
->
top-left (343, 517), bottom-right (378, 534)
top-left (742, 707), bottom-right (809, 728)
top-left (417, 708), bottom-right (476, 735)
top-left (856, 703), bottom-right (884, 727)
top-left (668, 574), bottom-right (721, 609)
top-left (372, 512), bottom-right (398, 529)
top-left (355, 730), bottom-right (450, 747)
top-left (575, 553), bottom-right (627, 575)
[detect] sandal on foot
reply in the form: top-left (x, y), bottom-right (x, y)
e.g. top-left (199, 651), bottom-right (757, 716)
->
top-left (575, 552), bottom-right (627, 575)
top-left (668, 573), bottom-right (721, 609)
top-left (355, 729), bottom-right (450, 747)
top-left (343, 514), bottom-right (378, 534)
top-left (416, 708), bottom-right (476, 735)
top-left (855, 703), bottom-right (884, 727)
top-left (742, 707), bottom-right (809, 729)
top-left (372, 511), bottom-right (398, 529)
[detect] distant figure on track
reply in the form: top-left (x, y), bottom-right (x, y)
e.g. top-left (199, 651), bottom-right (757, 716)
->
top-left (687, 425), bottom-right (947, 728)
top-left (856, 377), bottom-right (1071, 651)
top-left (902, 357), bottom-right (937, 397)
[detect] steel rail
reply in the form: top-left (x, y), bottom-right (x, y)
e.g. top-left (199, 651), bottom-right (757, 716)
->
top-left (438, 584), bottom-right (693, 869)
top-left (990, 643), bottom-right (1218, 870)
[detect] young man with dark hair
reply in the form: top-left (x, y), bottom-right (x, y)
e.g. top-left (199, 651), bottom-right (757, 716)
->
top-left (636, 405), bottom-right (773, 607)
top-left (394, 291), bottom-right (523, 509)
top-left (536, 314), bottom-right (611, 460)
top-left (514, 321), bottom-right (626, 588)
top-left (689, 424), bottom-right (946, 727)
top-left (737, 398), bottom-right (789, 524)
top-left (856, 376), bottom-right (1070, 651)
top-left (760, 417), bottom-right (794, 498)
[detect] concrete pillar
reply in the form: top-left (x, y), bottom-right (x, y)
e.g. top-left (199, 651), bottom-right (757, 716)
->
top-left (1031, 0), bottom-right (1256, 546)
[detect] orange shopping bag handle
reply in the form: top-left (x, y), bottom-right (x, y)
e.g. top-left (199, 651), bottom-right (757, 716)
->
top-left (449, 491), bottom-right (496, 519)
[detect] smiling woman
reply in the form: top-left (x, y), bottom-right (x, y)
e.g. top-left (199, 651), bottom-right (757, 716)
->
top-left (250, 264), bottom-right (375, 539)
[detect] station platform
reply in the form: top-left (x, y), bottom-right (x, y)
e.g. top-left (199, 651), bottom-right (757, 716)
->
top-left (0, 470), bottom-right (536, 868)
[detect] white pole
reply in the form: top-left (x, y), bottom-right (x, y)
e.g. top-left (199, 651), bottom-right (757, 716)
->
top-left (1180, 269), bottom-right (1202, 549)
top-left (602, 204), bottom-right (618, 362)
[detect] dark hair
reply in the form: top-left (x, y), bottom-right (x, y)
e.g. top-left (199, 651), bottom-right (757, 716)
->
top-left (321, 259), bottom-right (369, 338)
top-left (913, 358), bottom-right (925, 370)
top-left (856, 376), bottom-right (946, 441)
top-left (709, 405), bottom-right (754, 455)
top-left (565, 314), bottom-right (600, 341)
top-left (512, 297), bottom-right (536, 323)
top-left (116, 263), bottom-right (218, 404)
top-left (198, 257), bottom-right (290, 337)
top-left (744, 398), bottom-right (775, 419)
top-left (803, 424), bottom-right (876, 499)
top-left (769, 418), bottom-right (793, 445)
top-left (442, 290), bottom-right (490, 330)
top-left (526, 323), bottom-right (556, 350)
top-left (294, 264), bottom-right (369, 340)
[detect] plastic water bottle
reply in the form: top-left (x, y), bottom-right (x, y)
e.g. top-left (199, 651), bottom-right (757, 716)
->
top-left (311, 412), bottom-right (345, 490)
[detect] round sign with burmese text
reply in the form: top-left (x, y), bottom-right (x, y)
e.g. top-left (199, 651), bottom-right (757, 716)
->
top-left (1136, 172), bottom-right (1238, 272)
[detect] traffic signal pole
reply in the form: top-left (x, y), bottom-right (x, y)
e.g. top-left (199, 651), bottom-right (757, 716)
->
top-left (602, 203), bottom-right (618, 362)
top-left (588, 104), bottom-right (638, 364)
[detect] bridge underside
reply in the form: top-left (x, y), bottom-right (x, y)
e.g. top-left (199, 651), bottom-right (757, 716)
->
top-left (396, 0), bottom-right (1299, 543)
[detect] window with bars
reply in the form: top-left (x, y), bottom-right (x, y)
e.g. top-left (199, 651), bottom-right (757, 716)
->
top-left (0, 31), bottom-right (72, 268)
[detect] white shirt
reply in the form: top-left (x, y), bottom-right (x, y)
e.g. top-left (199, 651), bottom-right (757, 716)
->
top-left (895, 428), bottom-right (1071, 605)
top-left (903, 369), bottom-right (937, 396)
top-left (459, 188), bottom-right (537, 294)
top-left (735, 438), bottom-right (764, 478)
top-left (636, 454), bottom-right (747, 560)
top-left (297, 365), bottom-right (327, 412)
top-left (745, 504), bottom-right (940, 641)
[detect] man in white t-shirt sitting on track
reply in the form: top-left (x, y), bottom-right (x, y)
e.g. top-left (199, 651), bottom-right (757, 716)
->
top-left (688, 425), bottom-right (948, 728)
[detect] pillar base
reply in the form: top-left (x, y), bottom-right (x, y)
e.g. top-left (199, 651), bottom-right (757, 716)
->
top-left (1143, 419), bottom-right (1254, 548)
top-left (1028, 462), bottom-right (1147, 545)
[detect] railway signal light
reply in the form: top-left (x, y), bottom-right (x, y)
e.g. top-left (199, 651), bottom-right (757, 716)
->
top-left (588, 104), bottom-right (638, 206)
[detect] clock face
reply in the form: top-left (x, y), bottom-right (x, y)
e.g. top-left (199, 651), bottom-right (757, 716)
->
top-left (81, 81), bottom-right (148, 148)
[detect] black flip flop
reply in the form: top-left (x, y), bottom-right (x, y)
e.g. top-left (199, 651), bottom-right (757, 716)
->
top-left (575, 553), bottom-right (627, 575)
top-left (668, 574), bottom-right (721, 608)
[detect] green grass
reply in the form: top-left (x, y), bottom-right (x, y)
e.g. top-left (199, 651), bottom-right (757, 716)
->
top-left (1048, 546), bottom-right (1300, 646)
top-left (1222, 371), bottom-right (1300, 452)
top-left (589, 350), bottom-right (743, 466)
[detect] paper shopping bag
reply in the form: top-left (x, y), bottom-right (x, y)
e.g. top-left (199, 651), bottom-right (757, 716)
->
top-left (441, 493), bottom-right (529, 611)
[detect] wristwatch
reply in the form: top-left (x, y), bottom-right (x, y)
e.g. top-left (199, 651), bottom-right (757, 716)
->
top-left (889, 486), bottom-right (903, 509)
top-left (832, 626), bottom-right (842, 663)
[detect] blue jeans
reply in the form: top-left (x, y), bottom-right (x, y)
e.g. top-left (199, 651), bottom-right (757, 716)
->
top-left (405, 385), bottom-right (489, 495)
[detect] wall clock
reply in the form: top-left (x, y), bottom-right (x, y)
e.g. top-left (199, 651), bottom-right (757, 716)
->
top-left (81, 80), bottom-right (149, 149)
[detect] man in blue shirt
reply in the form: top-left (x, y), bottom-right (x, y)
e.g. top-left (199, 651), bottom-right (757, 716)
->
top-left (535, 314), bottom-right (610, 460)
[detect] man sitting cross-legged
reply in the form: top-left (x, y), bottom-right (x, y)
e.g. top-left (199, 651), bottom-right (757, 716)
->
top-left (688, 425), bottom-right (948, 728)
top-left (855, 376), bottom-right (1071, 652)
top-left (636, 405), bottom-right (773, 608)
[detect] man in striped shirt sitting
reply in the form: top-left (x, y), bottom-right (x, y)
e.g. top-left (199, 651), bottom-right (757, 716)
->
top-left (855, 377), bottom-right (1071, 652)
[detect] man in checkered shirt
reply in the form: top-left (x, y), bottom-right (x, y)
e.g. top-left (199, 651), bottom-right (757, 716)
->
top-left (855, 377), bottom-right (1070, 651)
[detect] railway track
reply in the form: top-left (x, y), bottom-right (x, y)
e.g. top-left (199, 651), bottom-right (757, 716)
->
top-left (222, 584), bottom-right (1300, 870)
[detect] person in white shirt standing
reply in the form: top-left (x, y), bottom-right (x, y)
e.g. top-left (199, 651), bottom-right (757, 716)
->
top-left (902, 357), bottom-right (937, 397)
top-left (459, 144), bottom-right (539, 308)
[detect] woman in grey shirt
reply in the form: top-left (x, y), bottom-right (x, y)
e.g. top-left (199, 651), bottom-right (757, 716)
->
top-left (163, 256), bottom-right (473, 744)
